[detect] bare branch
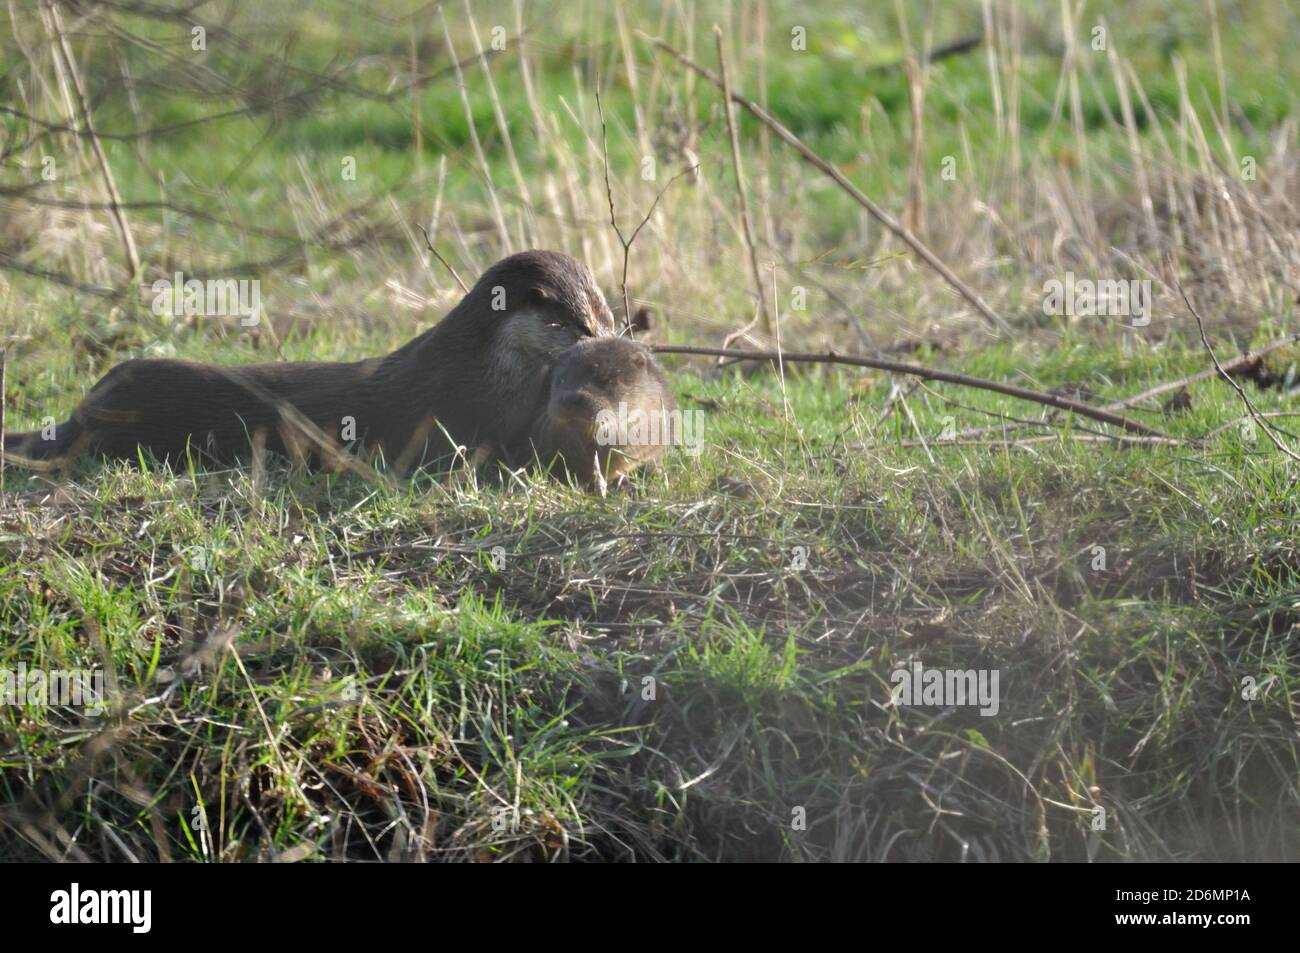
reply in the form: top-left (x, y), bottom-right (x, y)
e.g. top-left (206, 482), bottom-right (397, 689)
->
top-left (651, 344), bottom-right (1170, 438)
top-left (594, 79), bottom-right (697, 334)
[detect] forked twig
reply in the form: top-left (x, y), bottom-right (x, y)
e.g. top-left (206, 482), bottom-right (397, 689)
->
top-left (594, 79), bottom-right (698, 333)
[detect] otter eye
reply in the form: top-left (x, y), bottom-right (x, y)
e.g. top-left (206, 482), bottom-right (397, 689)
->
top-left (546, 317), bottom-right (581, 338)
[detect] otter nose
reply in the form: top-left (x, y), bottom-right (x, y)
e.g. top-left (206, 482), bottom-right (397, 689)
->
top-left (553, 388), bottom-right (599, 421)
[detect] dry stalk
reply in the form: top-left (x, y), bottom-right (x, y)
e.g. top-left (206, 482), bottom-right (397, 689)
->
top-left (43, 1), bottom-right (140, 280)
top-left (438, 6), bottom-right (510, 250)
top-left (649, 35), bottom-right (1013, 334)
top-left (714, 25), bottom-right (774, 339)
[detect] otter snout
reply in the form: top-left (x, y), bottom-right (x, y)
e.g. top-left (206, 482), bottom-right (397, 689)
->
top-left (552, 387), bottom-right (603, 422)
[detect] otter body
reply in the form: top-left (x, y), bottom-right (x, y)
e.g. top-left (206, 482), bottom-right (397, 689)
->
top-left (521, 337), bottom-right (675, 488)
top-left (4, 251), bottom-right (616, 471)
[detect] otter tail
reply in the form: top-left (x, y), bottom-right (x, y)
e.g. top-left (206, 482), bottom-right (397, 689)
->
top-left (2, 419), bottom-right (81, 468)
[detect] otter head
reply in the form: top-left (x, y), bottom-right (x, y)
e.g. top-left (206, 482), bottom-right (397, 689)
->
top-left (478, 249), bottom-right (616, 370)
top-left (478, 251), bottom-right (614, 425)
top-left (422, 250), bottom-right (617, 453)
top-left (540, 337), bottom-right (676, 487)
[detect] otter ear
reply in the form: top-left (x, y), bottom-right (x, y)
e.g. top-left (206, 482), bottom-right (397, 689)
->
top-left (630, 306), bottom-right (655, 333)
top-left (528, 286), bottom-right (553, 308)
top-left (630, 349), bottom-right (647, 369)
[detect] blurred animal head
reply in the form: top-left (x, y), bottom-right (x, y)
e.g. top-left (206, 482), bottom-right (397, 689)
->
top-left (536, 336), bottom-right (675, 488)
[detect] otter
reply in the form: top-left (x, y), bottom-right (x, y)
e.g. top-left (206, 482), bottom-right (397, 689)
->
top-left (515, 337), bottom-right (676, 489)
top-left (3, 251), bottom-right (615, 472)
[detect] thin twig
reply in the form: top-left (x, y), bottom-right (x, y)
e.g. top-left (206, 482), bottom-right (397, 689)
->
top-left (1182, 285), bottom-right (1300, 463)
top-left (593, 80), bottom-right (632, 325)
top-left (898, 433), bottom-right (1179, 448)
top-left (865, 34), bottom-right (982, 74)
top-left (1202, 412), bottom-right (1300, 441)
top-left (416, 224), bottom-right (469, 294)
top-left (652, 344), bottom-right (1170, 438)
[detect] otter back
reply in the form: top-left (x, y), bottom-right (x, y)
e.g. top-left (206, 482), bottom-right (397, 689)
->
top-left (2, 250), bottom-right (618, 473)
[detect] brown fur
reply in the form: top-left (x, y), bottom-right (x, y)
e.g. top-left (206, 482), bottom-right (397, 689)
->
top-left (4, 251), bottom-right (616, 472)
top-left (517, 337), bottom-right (675, 488)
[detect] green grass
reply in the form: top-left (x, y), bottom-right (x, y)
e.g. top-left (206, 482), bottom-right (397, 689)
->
top-left (2, 342), bottom-right (1298, 860)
